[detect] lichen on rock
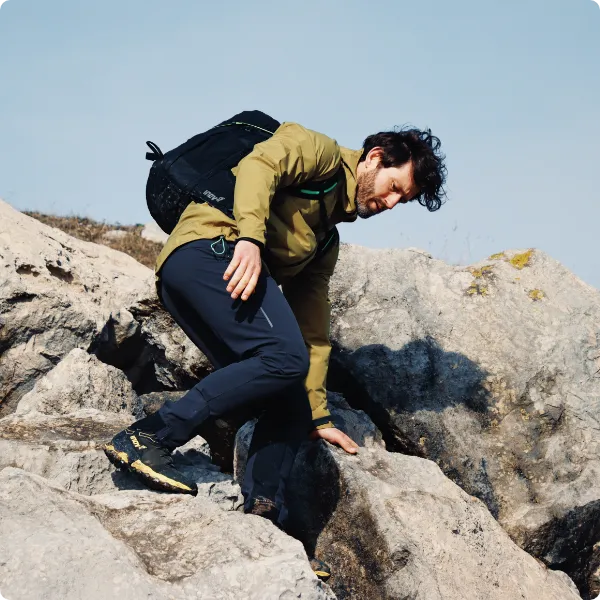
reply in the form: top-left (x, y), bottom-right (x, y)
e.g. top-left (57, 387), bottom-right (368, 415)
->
top-left (509, 249), bottom-right (534, 270)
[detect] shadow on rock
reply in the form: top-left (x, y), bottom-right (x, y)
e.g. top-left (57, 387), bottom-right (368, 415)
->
top-left (328, 337), bottom-right (497, 511)
top-left (327, 337), bottom-right (490, 448)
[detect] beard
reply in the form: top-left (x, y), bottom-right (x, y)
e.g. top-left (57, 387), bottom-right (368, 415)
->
top-left (355, 168), bottom-right (384, 219)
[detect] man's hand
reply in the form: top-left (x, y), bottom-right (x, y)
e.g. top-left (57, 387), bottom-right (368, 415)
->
top-left (223, 240), bottom-right (262, 301)
top-left (310, 427), bottom-right (359, 454)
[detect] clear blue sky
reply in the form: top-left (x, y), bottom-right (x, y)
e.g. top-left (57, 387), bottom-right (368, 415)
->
top-left (0, 0), bottom-right (599, 287)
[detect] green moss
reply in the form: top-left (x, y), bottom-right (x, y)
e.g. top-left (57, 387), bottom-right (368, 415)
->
top-left (528, 289), bottom-right (545, 301)
top-left (509, 250), bottom-right (534, 270)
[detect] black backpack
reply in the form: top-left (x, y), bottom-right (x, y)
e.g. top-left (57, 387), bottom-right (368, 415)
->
top-left (145, 110), bottom-right (341, 234)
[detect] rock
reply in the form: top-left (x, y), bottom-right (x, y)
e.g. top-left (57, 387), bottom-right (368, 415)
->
top-left (0, 403), bottom-right (244, 509)
top-left (0, 410), bottom-right (141, 495)
top-left (236, 395), bottom-right (581, 600)
top-left (102, 229), bottom-right (129, 241)
top-left (127, 286), bottom-right (213, 391)
top-left (141, 221), bottom-right (169, 244)
top-left (89, 281), bottom-right (212, 395)
top-left (0, 468), bottom-right (334, 600)
top-left (0, 200), bottom-right (152, 416)
top-left (327, 244), bottom-right (600, 596)
top-left (15, 348), bottom-right (140, 417)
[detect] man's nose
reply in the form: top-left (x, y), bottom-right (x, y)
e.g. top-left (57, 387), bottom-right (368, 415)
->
top-left (382, 194), bottom-right (405, 209)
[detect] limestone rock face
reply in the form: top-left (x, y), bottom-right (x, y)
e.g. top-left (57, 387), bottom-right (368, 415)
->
top-left (0, 200), bottom-right (152, 415)
top-left (90, 280), bottom-right (212, 395)
top-left (0, 410), bottom-right (138, 495)
top-left (15, 348), bottom-right (139, 417)
top-left (127, 286), bottom-right (212, 392)
top-left (0, 468), bottom-right (334, 600)
top-left (235, 395), bottom-right (580, 600)
top-left (328, 244), bottom-right (600, 595)
top-left (2, 204), bottom-right (597, 599)
top-left (141, 221), bottom-right (169, 244)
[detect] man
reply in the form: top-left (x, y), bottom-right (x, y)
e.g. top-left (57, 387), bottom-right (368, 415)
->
top-left (104, 119), bottom-right (446, 569)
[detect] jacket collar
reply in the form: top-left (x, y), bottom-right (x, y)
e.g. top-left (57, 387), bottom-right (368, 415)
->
top-left (339, 147), bottom-right (362, 214)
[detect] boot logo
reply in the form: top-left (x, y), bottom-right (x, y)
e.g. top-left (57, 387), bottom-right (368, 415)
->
top-left (130, 435), bottom-right (147, 450)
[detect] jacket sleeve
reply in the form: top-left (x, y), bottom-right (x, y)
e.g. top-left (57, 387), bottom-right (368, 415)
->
top-left (233, 122), bottom-right (340, 247)
top-left (281, 232), bottom-right (340, 430)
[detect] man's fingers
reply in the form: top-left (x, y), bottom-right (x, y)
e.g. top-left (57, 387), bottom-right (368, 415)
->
top-left (226, 261), bottom-right (248, 294)
top-left (223, 255), bottom-right (241, 282)
top-left (337, 431), bottom-right (359, 454)
top-left (224, 241), bottom-right (262, 300)
top-left (312, 427), bottom-right (359, 455)
top-left (241, 271), bottom-right (260, 301)
top-left (232, 268), bottom-right (254, 299)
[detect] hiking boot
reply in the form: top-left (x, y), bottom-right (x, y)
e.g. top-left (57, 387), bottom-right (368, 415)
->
top-left (104, 420), bottom-right (197, 496)
top-left (309, 557), bottom-right (331, 582)
top-left (245, 496), bottom-right (281, 524)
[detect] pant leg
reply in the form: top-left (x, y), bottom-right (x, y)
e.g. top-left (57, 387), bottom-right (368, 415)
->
top-left (242, 380), bottom-right (312, 529)
top-left (156, 238), bottom-right (312, 524)
top-left (155, 238), bottom-right (310, 448)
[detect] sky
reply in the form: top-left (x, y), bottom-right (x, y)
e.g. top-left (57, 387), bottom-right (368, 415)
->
top-left (0, 0), bottom-right (599, 288)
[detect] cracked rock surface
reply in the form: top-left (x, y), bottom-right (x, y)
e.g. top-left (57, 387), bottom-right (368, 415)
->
top-left (236, 394), bottom-right (581, 599)
top-left (0, 200), bottom-right (152, 416)
top-left (328, 244), bottom-right (600, 597)
top-left (0, 351), bottom-right (331, 599)
top-left (0, 468), bottom-right (334, 600)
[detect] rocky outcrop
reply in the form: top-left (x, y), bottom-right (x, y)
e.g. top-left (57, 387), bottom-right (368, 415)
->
top-left (0, 468), bottom-right (333, 600)
top-left (125, 288), bottom-right (212, 392)
top-left (89, 282), bottom-right (212, 394)
top-left (328, 244), bottom-right (600, 596)
top-left (235, 395), bottom-right (581, 600)
top-left (0, 353), bottom-right (240, 504)
top-left (0, 200), bottom-right (210, 412)
top-left (2, 202), bottom-right (598, 598)
top-left (15, 348), bottom-right (139, 417)
top-left (0, 200), bottom-right (152, 415)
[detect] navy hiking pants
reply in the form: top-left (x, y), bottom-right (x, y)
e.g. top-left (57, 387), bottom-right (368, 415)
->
top-left (155, 237), bottom-right (313, 527)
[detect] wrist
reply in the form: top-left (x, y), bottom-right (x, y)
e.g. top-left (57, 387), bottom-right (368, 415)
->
top-left (313, 416), bottom-right (334, 430)
top-left (236, 237), bottom-right (264, 251)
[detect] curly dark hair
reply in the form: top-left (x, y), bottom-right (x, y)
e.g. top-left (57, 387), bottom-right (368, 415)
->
top-left (359, 127), bottom-right (447, 211)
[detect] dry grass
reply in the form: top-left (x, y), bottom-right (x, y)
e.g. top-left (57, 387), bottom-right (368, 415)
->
top-left (24, 212), bottom-right (162, 269)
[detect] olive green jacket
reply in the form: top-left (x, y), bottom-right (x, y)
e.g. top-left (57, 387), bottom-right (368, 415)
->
top-left (156, 122), bottom-right (361, 429)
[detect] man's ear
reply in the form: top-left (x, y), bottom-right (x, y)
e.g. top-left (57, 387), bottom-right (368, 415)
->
top-left (365, 147), bottom-right (384, 169)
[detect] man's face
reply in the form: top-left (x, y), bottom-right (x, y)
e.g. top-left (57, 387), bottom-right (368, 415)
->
top-left (356, 155), bottom-right (420, 219)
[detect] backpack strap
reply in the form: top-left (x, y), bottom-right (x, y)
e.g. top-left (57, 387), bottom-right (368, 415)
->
top-left (290, 170), bottom-right (341, 199)
top-left (145, 141), bottom-right (164, 161)
top-left (288, 169), bottom-right (343, 232)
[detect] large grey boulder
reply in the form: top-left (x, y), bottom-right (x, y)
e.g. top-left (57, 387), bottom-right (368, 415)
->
top-left (328, 244), bottom-right (600, 596)
top-left (0, 407), bottom-right (243, 507)
top-left (0, 468), bottom-right (334, 600)
top-left (236, 394), bottom-right (581, 600)
top-left (90, 282), bottom-right (212, 395)
top-left (15, 348), bottom-right (139, 417)
top-left (0, 200), bottom-right (152, 415)
top-left (0, 410), bottom-right (138, 495)
top-left (0, 352), bottom-right (240, 506)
